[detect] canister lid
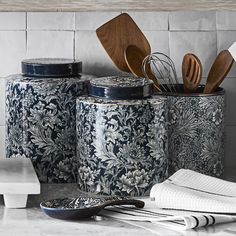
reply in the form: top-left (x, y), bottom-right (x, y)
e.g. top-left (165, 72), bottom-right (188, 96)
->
top-left (89, 76), bottom-right (153, 99)
top-left (21, 58), bottom-right (82, 77)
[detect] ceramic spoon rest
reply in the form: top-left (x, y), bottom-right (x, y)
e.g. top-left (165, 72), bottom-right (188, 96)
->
top-left (40, 196), bottom-right (145, 220)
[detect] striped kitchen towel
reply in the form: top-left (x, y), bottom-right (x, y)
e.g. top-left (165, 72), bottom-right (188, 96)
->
top-left (100, 169), bottom-right (236, 230)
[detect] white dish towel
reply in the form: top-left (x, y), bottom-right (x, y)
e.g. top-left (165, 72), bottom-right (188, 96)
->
top-left (149, 169), bottom-right (236, 229)
top-left (150, 169), bottom-right (236, 213)
top-left (101, 169), bottom-right (236, 230)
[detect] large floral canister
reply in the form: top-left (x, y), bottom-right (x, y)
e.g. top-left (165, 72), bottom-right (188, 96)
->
top-left (6, 58), bottom-right (94, 183)
top-left (158, 85), bottom-right (225, 177)
top-left (76, 76), bottom-right (168, 196)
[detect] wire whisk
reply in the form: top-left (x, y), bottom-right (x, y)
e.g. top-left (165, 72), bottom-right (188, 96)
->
top-left (142, 52), bottom-right (180, 93)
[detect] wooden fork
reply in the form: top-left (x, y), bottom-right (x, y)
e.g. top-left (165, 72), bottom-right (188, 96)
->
top-left (182, 53), bottom-right (202, 93)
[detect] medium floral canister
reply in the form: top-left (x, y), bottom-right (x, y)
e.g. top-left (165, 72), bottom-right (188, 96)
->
top-left (157, 85), bottom-right (225, 177)
top-left (76, 76), bottom-right (168, 196)
top-left (6, 58), bottom-right (94, 183)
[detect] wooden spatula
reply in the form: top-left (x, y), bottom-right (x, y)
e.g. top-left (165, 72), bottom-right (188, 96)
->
top-left (204, 50), bottom-right (234, 94)
top-left (182, 53), bottom-right (202, 93)
top-left (124, 45), bottom-right (160, 92)
top-left (96, 13), bottom-right (151, 73)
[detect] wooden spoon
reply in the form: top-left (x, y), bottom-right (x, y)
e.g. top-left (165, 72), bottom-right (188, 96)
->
top-left (204, 50), bottom-right (234, 94)
top-left (124, 45), bottom-right (160, 92)
top-left (96, 13), bottom-right (151, 73)
top-left (182, 53), bottom-right (202, 93)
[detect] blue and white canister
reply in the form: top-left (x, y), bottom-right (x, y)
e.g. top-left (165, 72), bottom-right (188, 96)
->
top-left (6, 58), bottom-right (94, 183)
top-left (76, 76), bottom-right (168, 196)
top-left (157, 85), bottom-right (225, 177)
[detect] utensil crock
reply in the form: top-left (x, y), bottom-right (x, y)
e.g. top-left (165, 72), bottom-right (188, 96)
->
top-left (156, 84), bottom-right (225, 177)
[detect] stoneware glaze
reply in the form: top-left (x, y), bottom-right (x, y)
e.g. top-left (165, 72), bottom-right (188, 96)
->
top-left (6, 59), bottom-right (94, 183)
top-left (157, 85), bottom-right (225, 177)
top-left (21, 58), bottom-right (82, 78)
top-left (89, 76), bottom-right (153, 99)
top-left (76, 94), bottom-right (168, 196)
top-left (40, 196), bottom-right (144, 219)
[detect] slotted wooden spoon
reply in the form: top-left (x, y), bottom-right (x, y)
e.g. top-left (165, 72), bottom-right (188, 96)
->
top-left (96, 13), bottom-right (151, 73)
top-left (124, 45), bottom-right (160, 92)
top-left (182, 53), bottom-right (202, 93)
top-left (204, 50), bottom-right (234, 94)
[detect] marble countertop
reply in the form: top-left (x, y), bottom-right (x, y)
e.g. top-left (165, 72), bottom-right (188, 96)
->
top-left (1, 183), bottom-right (236, 236)
top-left (1, 201), bottom-right (236, 236)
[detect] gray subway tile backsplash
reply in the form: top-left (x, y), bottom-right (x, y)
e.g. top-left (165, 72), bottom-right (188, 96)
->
top-left (75, 12), bottom-right (119, 31)
top-left (225, 126), bottom-right (236, 170)
top-left (27, 31), bottom-right (74, 59)
top-left (0, 79), bottom-right (5, 126)
top-left (0, 126), bottom-right (5, 158)
top-left (221, 77), bottom-right (236, 125)
top-left (217, 30), bottom-right (236, 77)
top-left (27, 12), bottom-right (75, 30)
top-left (169, 31), bottom-right (217, 77)
top-left (169, 11), bottom-right (216, 31)
top-left (128, 12), bottom-right (169, 31)
top-left (144, 30), bottom-right (169, 55)
top-left (0, 31), bottom-right (26, 77)
top-left (217, 11), bottom-right (236, 30)
top-left (0, 12), bottom-right (26, 30)
top-left (75, 30), bottom-right (123, 76)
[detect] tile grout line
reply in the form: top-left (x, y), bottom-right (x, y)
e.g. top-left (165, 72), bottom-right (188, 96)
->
top-left (25, 29), bottom-right (76, 32)
top-left (215, 11), bottom-right (218, 54)
top-left (167, 11), bottom-right (170, 56)
top-left (0, 29), bottom-right (226, 32)
top-left (167, 11), bottom-right (170, 31)
top-left (73, 12), bottom-right (76, 59)
top-left (25, 11), bottom-right (28, 58)
top-left (73, 31), bottom-right (76, 60)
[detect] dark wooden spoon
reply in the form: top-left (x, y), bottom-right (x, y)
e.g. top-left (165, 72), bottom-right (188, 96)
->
top-left (204, 50), bottom-right (234, 94)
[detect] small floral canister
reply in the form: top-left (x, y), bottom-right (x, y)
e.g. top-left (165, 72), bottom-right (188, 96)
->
top-left (157, 85), bottom-right (225, 177)
top-left (76, 76), bottom-right (168, 196)
top-left (6, 58), bottom-right (94, 183)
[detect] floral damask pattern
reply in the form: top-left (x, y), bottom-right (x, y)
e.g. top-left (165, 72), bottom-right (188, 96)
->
top-left (6, 74), bottom-right (90, 183)
top-left (76, 96), bottom-right (168, 196)
top-left (166, 92), bottom-right (225, 177)
top-left (6, 72), bottom-right (224, 187)
top-left (90, 76), bottom-right (151, 88)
